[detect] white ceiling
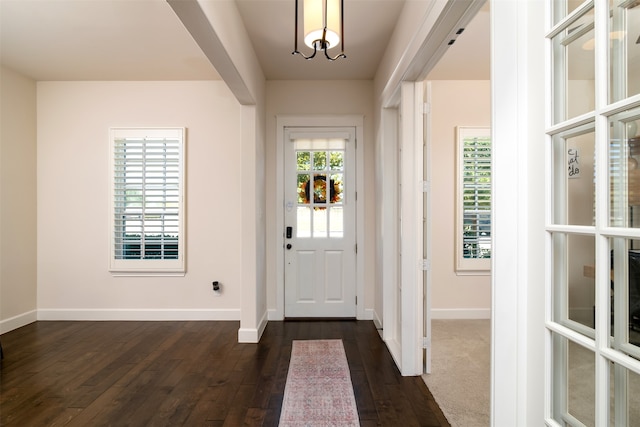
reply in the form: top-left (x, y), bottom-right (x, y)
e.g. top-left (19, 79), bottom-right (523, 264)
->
top-left (235, 0), bottom-right (406, 80)
top-left (0, 0), bottom-right (219, 81)
top-left (0, 0), bottom-right (490, 82)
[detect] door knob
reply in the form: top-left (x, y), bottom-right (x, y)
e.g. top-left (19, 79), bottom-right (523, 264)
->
top-left (286, 243), bottom-right (292, 250)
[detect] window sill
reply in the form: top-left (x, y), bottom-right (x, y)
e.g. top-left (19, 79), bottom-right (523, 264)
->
top-left (110, 270), bottom-right (186, 277)
top-left (455, 270), bottom-right (491, 276)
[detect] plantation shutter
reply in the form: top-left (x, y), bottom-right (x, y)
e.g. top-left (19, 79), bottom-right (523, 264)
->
top-left (456, 126), bottom-right (491, 272)
top-left (110, 128), bottom-right (185, 274)
top-left (462, 135), bottom-right (492, 259)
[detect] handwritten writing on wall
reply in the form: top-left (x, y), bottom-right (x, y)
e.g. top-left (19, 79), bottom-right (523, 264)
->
top-left (568, 148), bottom-right (580, 179)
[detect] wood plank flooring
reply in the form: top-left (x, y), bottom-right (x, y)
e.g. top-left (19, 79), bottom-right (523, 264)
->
top-left (0, 320), bottom-right (450, 426)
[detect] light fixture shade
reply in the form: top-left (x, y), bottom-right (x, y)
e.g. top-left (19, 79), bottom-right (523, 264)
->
top-left (292, 0), bottom-right (345, 61)
top-left (303, 0), bottom-right (341, 50)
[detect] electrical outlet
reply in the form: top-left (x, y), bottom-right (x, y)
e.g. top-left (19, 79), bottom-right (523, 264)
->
top-left (212, 281), bottom-right (221, 296)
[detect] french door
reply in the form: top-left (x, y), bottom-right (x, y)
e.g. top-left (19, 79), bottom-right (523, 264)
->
top-left (546, 1), bottom-right (640, 425)
top-left (283, 127), bottom-right (357, 318)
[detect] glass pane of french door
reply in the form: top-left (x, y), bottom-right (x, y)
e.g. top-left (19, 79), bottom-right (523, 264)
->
top-left (547, 1), bottom-right (640, 426)
top-left (552, 332), bottom-right (597, 426)
top-left (609, 106), bottom-right (640, 228)
top-left (551, 5), bottom-right (595, 124)
top-left (552, 125), bottom-right (596, 226)
top-left (609, 0), bottom-right (640, 103)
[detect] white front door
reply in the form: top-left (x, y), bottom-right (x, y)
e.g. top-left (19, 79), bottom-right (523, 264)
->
top-left (283, 127), bottom-right (357, 317)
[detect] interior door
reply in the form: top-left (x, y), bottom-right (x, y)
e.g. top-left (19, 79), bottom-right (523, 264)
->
top-left (284, 127), bottom-right (356, 317)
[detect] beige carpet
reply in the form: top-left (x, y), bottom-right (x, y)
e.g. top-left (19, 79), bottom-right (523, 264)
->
top-left (422, 320), bottom-right (640, 426)
top-left (422, 319), bottom-right (491, 427)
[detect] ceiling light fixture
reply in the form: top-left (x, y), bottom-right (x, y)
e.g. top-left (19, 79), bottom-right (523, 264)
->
top-left (293, 0), bottom-right (346, 61)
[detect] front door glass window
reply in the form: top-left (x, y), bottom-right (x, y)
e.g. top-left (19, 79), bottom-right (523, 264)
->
top-left (294, 139), bottom-right (346, 238)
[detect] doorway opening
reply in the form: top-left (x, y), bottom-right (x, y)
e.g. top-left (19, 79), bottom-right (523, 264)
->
top-left (420, 2), bottom-right (492, 425)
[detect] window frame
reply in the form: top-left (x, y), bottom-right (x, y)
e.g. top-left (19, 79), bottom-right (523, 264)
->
top-left (455, 126), bottom-right (492, 273)
top-left (109, 127), bottom-right (186, 276)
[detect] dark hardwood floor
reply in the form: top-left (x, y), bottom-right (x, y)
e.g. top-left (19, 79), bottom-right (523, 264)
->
top-left (0, 320), bottom-right (450, 426)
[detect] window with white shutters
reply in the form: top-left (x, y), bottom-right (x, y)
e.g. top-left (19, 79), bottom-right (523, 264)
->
top-left (456, 126), bottom-right (491, 272)
top-left (109, 128), bottom-right (185, 275)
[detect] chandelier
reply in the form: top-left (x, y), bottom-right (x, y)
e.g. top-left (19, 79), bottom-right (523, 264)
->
top-left (292, 0), bottom-right (346, 61)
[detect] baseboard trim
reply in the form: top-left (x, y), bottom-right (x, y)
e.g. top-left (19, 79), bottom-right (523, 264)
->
top-left (431, 308), bottom-right (491, 319)
top-left (373, 310), bottom-right (383, 330)
top-left (36, 308), bottom-right (241, 321)
top-left (0, 310), bottom-right (37, 334)
top-left (238, 311), bottom-right (269, 343)
top-left (385, 337), bottom-right (402, 373)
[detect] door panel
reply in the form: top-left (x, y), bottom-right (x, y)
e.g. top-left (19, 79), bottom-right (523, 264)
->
top-left (284, 128), bottom-right (356, 318)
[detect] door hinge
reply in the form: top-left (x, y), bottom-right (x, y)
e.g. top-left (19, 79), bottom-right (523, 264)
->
top-left (420, 180), bottom-right (430, 193)
top-left (355, 296), bottom-right (358, 305)
top-left (422, 102), bottom-right (431, 115)
top-left (420, 259), bottom-right (431, 271)
top-left (355, 244), bottom-right (358, 254)
top-left (422, 336), bottom-right (431, 349)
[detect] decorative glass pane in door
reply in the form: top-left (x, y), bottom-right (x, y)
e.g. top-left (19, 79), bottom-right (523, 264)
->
top-left (294, 139), bottom-right (346, 238)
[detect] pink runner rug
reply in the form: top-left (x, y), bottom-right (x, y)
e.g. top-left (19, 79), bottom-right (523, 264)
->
top-left (278, 339), bottom-right (360, 427)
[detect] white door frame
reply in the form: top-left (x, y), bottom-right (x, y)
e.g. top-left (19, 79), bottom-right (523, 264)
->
top-left (378, 83), bottom-right (425, 376)
top-left (272, 115), bottom-right (365, 320)
top-left (380, 106), bottom-right (401, 361)
top-left (491, 1), bottom-right (546, 425)
top-left (423, 81), bottom-right (433, 374)
top-left (399, 82), bottom-right (426, 376)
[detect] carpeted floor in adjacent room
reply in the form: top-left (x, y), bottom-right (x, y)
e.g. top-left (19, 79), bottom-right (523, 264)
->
top-left (422, 319), bottom-right (491, 427)
top-left (422, 319), bottom-right (640, 427)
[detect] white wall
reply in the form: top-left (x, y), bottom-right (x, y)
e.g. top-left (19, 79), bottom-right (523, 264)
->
top-left (0, 66), bottom-right (38, 331)
top-left (429, 80), bottom-right (491, 318)
top-left (265, 80), bottom-right (375, 314)
top-left (36, 81), bottom-right (244, 319)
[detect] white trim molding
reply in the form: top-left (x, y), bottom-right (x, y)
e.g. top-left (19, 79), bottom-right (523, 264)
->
top-left (238, 310), bottom-right (268, 343)
top-left (0, 310), bottom-right (37, 334)
top-left (398, 82), bottom-right (425, 376)
top-left (373, 309), bottom-right (383, 330)
top-left (491, 0), bottom-right (546, 425)
top-left (36, 308), bottom-right (241, 321)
